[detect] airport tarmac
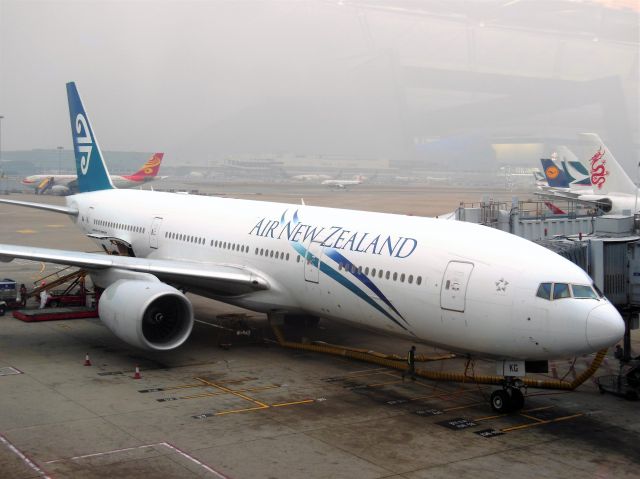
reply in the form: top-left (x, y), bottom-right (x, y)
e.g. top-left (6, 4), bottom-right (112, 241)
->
top-left (0, 186), bottom-right (639, 479)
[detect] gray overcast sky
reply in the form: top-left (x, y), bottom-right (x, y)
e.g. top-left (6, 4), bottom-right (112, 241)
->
top-left (0, 0), bottom-right (638, 167)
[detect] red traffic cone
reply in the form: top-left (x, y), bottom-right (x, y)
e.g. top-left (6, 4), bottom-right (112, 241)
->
top-left (133, 365), bottom-right (141, 380)
top-left (84, 353), bottom-right (92, 366)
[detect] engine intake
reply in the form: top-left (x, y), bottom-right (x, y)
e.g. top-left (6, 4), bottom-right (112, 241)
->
top-left (99, 279), bottom-right (194, 350)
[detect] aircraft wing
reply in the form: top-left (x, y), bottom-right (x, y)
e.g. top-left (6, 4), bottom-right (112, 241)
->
top-left (0, 244), bottom-right (269, 296)
top-left (0, 198), bottom-right (78, 215)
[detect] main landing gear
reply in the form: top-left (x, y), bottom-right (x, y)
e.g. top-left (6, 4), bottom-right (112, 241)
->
top-left (490, 378), bottom-right (526, 413)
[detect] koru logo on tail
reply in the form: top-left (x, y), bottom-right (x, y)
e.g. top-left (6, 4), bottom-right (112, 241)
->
top-left (75, 114), bottom-right (93, 175)
top-left (590, 148), bottom-right (609, 190)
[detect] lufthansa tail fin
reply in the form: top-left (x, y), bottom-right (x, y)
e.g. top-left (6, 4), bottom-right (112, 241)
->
top-left (66, 82), bottom-right (114, 193)
top-left (540, 158), bottom-right (570, 188)
top-left (579, 133), bottom-right (635, 195)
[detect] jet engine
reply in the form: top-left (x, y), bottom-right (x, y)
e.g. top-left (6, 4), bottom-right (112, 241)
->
top-left (99, 280), bottom-right (194, 350)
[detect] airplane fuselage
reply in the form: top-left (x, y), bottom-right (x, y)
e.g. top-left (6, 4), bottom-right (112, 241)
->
top-left (69, 188), bottom-right (621, 361)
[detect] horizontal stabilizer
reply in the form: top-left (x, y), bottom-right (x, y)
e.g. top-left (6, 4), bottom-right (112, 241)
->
top-left (0, 198), bottom-right (79, 216)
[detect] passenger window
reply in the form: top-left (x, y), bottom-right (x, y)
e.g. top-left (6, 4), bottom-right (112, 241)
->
top-left (536, 283), bottom-right (552, 300)
top-left (379, 270), bottom-right (383, 278)
top-left (417, 276), bottom-right (422, 285)
top-left (553, 283), bottom-right (571, 300)
top-left (408, 275), bottom-right (413, 284)
top-left (571, 284), bottom-right (599, 299)
top-left (400, 273), bottom-right (405, 283)
top-left (286, 253), bottom-right (290, 261)
top-left (445, 280), bottom-right (450, 290)
top-left (371, 268), bottom-right (376, 277)
top-left (385, 271), bottom-right (390, 280)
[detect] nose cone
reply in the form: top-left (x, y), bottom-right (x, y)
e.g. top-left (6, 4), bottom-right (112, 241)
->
top-left (586, 304), bottom-right (625, 350)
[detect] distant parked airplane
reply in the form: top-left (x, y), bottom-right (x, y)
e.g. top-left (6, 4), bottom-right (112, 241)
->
top-left (22, 153), bottom-right (165, 195)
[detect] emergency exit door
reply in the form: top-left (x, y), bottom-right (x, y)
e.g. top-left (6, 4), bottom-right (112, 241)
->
top-left (149, 217), bottom-right (163, 249)
top-left (440, 261), bottom-right (474, 312)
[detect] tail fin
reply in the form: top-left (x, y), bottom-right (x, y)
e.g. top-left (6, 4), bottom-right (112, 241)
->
top-left (66, 82), bottom-right (114, 193)
top-left (557, 146), bottom-right (591, 187)
top-left (579, 133), bottom-right (635, 195)
top-left (132, 153), bottom-right (164, 177)
top-left (540, 158), bottom-right (570, 188)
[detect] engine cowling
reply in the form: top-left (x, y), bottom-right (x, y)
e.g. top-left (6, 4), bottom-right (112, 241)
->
top-left (99, 280), bottom-right (194, 350)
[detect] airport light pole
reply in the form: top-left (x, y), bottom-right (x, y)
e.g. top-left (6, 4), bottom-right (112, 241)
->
top-left (57, 146), bottom-right (63, 174)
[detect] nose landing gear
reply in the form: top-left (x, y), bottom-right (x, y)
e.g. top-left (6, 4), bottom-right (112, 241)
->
top-left (490, 378), bottom-right (525, 413)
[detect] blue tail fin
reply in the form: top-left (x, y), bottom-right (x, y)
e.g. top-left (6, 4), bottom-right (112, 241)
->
top-left (540, 158), bottom-right (570, 188)
top-left (66, 82), bottom-right (114, 193)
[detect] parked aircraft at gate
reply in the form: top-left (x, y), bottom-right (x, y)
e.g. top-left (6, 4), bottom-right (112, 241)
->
top-left (22, 152), bottom-right (165, 195)
top-left (537, 135), bottom-right (639, 215)
top-left (0, 83), bottom-right (624, 412)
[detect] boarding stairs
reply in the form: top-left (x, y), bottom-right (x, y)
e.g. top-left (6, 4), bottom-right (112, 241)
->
top-left (30, 266), bottom-right (87, 299)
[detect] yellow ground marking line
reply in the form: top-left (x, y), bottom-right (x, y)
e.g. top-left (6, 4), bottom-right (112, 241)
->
top-left (331, 369), bottom-right (389, 379)
top-left (519, 413), bottom-right (546, 423)
top-left (16, 229), bottom-right (37, 234)
top-left (195, 377), bottom-right (269, 408)
top-left (46, 224), bottom-right (66, 228)
top-left (521, 405), bottom-right (555, 413)
top-left (215, 406), bottom-right (268, 416)
top-left (365, 379), bottom-right (404, 388)
top-left (406, 385), bottom-right (489, 402)
top-left (474, 406), bottom-right (556, 423)
top-left (501, 413), bottom-right (584, 433)
top-left (159, 378), bottom-right (254, 392)
top-left (442, 401), bottom-right (486, 412)
top-left (181, 385), bottom-right (280, 400)
top-left (474, 413), bottom-right (507, 421)
top-left (271, 399), bottom-right (315, 407)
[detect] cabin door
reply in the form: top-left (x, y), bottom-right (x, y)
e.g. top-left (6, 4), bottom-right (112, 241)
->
top-left (304, 241), bottom-right (323, 283)
top-left (440, 261), bottom-right (474, 312)
top-left (149, 217), bottom-right (163, 249)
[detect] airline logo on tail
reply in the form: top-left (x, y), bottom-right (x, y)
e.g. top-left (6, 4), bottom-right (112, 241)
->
top-left (590, 148), bottom-right (609, 190)
top-left (139, 153), bottom-right (163, 176)
top-left (75, 114), bottom-right (93, 175)
top-left (545, 165), bottom-right (560, 180)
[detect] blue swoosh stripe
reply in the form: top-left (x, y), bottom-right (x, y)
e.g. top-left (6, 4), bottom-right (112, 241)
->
top-left (291, 242), bottom-right (407, 331)
top-left (323, 248), bottom-right (405, 322)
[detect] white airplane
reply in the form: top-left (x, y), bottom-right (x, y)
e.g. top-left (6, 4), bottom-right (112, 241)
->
top-left (0, 83), bottom-right (625, 413)
top-left (321, 175), bottom-right (366, 189)
top-left (291, 173), bottom-right (333, 182)
top-left (22, 152), bottom-right (165, 195)
top-left (537, 134), bottom-right (640, 214)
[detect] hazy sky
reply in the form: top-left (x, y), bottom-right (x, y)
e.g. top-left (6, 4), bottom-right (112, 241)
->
top-left (1, 0), bottom-right (638, 167)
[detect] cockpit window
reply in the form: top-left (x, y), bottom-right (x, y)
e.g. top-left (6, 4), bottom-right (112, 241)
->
top-left (553, 283), bottom-right (571, 300)
top-left (593, 284), bottom-right (604, 298)
top-left (571, 284), bottom-right (599, 299)
top-left (536, 283), bottom-right (552, 300)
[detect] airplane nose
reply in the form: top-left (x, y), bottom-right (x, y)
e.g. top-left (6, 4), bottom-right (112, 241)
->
top-left (586, 304), bottom-right (625, 349)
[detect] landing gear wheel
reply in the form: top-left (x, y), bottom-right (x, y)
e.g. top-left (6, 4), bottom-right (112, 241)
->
top-left (510, 388), bottom-right (525, 411)
top-left (490, 390), bottom-right (511, 413)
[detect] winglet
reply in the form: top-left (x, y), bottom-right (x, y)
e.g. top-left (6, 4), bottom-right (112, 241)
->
top-left (66, 82), bottom-right (115, 193)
